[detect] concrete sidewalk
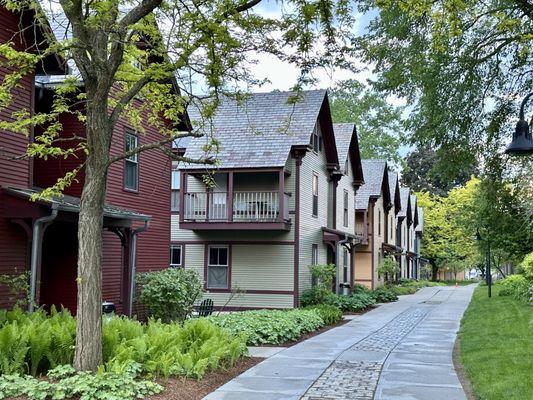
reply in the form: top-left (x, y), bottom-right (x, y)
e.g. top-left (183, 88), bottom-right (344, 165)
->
top-left (204, 285), bottom-right (476, 400)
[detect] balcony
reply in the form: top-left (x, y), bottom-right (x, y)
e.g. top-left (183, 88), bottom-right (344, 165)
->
top-left (180, 191), bottom-right (291, 230)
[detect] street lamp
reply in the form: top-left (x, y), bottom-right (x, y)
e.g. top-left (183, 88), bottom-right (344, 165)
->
top-left (506, 92), bottom-right (533, 155)
top-left (475, 229), bottom-right (491, 298)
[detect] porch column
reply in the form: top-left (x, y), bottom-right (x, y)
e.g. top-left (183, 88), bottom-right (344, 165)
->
top-left (228, 171), bottom-right (234, 222)
top-left (278, 169), bottom-right (285, 222)
top-left (121, 229), bottom-right (132, 316)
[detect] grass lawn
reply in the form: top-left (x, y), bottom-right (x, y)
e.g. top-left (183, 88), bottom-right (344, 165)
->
top-left (459, 285), bottom-right (533, 400)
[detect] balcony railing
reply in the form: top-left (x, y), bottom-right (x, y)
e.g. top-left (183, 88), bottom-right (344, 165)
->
top-left (183, 191), bottom-right (290, 222)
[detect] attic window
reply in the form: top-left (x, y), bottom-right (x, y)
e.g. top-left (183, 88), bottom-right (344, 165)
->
top-left (311, 124), bottom-right (322, 153)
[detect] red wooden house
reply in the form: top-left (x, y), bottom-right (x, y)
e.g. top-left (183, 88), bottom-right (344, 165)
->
top-left (0, 6), bottom-right (178, 315)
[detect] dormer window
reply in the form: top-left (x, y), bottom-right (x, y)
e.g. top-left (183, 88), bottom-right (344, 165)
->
top-left (311, 124), bottom-right (322, 153)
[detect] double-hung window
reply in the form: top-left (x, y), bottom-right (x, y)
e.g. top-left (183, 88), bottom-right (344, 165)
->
top-left (207, 245), bottom-right (229, 289)
top-left (311, 244), bottom-right (318, 265)
top-left (124, 132), bottom-right (139, 191)
top-left (311, 124), bottom-right (322, 153)
top-left (171, 166), bottom-right (180, 211)
top-left (312, 173), bottom-right (318, 217)
top-left (343, 190), bottom-right (349, 227)
top-left (170, 245), bottom-right (182, 267)
top-left (343, 249), bottom-right (348, 282)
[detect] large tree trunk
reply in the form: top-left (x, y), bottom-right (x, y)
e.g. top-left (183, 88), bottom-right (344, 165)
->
top-left (74, 96), bottom-right (111, 371)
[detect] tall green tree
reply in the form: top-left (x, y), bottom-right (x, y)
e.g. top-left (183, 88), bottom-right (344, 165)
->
top-left (330, 79), bottom-right (405, 165)
top-left (357, 0), bottom-right (533, 178)
top-left (0, 0), bottom-right (357, 370)
top-left (401, 147), bottom-right (477, 196)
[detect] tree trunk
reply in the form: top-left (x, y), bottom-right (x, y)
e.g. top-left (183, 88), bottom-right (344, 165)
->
top-left (74, 96), bottom-right (111, 371)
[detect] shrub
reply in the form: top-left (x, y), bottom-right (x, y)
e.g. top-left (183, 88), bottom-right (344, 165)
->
top-left (136, 268), bottom-right (203, 323)
top-left (209, 309), bottom-right (324, 346)
top-left (323, 293), bottom-right (375, 312)
top-left (516, 252), bottom-right (533, 280)
top-left (301, 287), bottom-right (325, 307)
top-left (371, 287), bottom-right (398, 303)
top-left (301, 264), bottom-right (336, 306)
top-left (0, 364), bottom-right (162, 400)
top-left (352, 283), bottom-right (371, 294)
top-left (498, 275), bottom-right (529, 301)
top-left (305, 305), bottom-right (343, 325)
top-left (377, 256), bottom-right (400, 283)
top-left (0, 308), bottom-right (247, 379)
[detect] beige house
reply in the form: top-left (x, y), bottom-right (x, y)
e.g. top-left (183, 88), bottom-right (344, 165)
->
top-left (353, 160), bottom-right (392, 289)
top-left (170, 90), bottom-right (364, 309)
top-left (397, 187), bottom-right (412, 278)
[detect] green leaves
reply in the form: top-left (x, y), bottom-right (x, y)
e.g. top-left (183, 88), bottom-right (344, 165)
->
top-left (209, 309), bottom-right (325, 346)
top-left (136, 268), bottom-right (203, 323)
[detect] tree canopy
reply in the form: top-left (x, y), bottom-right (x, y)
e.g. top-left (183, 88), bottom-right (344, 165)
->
top-left (330, 79), bottom-right (405, 165)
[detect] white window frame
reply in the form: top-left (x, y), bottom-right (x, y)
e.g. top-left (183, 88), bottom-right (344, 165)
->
top-left (170, 245), bottom-right (182, 267)
top-left (312, 172), bottom-right (319, 217)
top-left (124, 132), bottom-right (139, 191)
top-left (207, 245), bottom-right (229, 289)
top-left (343, 190), bottom-right (349, 227)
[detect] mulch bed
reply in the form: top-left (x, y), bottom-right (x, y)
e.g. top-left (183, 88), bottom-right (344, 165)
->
top-left (148, 357), bottom-right (263, 400)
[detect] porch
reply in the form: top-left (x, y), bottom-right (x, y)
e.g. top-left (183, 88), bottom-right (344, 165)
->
top-left (179, 170), bottom-right (292, 231)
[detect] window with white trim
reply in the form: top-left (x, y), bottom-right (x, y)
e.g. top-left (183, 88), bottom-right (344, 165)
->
top-left (312, 173), bottom-right (318, 217)
top-left (171, 167), bottom-right (180, 211)
top-left (207, 245), bottom-right (229, 289)
top-left (124, 132), bottom-right (139, 191)
top-left (343, 190), bottom-right (349, 227)
top-left (312, 244), bottom-right (318, 265)
top-left (343, 249), bottom-right (349, 282)
top-left (311, 124), bottom-right (322, 153)
top-left (170, 245), bottom-right (182, 267)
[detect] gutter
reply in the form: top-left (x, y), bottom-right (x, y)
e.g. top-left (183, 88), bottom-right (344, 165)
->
top-left (128, 220), bottom-right (150, 316)
top-left (29, 205), bottom-right (59, 312)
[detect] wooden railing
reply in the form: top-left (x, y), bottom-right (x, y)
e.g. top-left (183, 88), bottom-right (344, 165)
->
top-left (183, 191), bottom-right (290, 222)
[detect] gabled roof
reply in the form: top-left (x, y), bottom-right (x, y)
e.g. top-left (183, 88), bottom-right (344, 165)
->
top-left (333, 123), bottom-right (364, 184)
top-left (416, 207), bottom-right (424, 233)
top-left (355, 159), bottom-right (390, 210)
top-left (183, 90), bottom-right (339, 170)
top-left (410, 194), bottom-right (419, 227)
top-left (398, 187), bottom-right (412, 223)
top-left (388, 170), bottom-right (401, 214)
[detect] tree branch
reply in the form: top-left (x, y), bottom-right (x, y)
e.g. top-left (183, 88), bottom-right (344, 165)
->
top-left (107, 131), bottom-right (208, 165)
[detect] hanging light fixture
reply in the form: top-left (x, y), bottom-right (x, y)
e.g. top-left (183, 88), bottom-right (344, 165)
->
top-left (506, 92), bottom-right (533, 155)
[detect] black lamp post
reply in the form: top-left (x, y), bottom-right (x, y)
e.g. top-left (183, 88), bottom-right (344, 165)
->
top-left (506, 92), bottom-right (533, 155)
top-left (476, 229), bottom-right (491, 298)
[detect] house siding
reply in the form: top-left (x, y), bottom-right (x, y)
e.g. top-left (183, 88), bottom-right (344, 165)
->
top-left (298, 125), bottom-right (330, 295)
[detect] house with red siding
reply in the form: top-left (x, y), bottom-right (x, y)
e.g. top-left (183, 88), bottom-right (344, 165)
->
top-left (170, 90), bottom-right (365, 309)
top-left (0, 6), bottom-right (180, 315)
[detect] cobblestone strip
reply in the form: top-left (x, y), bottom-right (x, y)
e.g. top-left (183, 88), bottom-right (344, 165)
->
top-left (301, 306), bottom-right (431, 400)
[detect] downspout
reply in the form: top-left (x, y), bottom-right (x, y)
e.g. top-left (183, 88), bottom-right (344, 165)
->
top-left (128, 220), bottom-right (149, 316)
top-left (337, 234), bottom-right (350, 294)
top-left (29, 205), bottom-right (59, 312)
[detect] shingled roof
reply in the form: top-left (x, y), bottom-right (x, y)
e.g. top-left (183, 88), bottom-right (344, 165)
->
top-left (182, 90), bottom-right (338, 170)
top-left (388, 170), bottom-right (401, 214)
top-left (398, 187), bottom-right (413, 230)
top-left (332, 123), bottom-right (364, 183)
top-left (355, 159), bottom-right (389, 210)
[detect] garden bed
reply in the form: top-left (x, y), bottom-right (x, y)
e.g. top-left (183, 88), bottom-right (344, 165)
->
top-left (148, 356), bottom-right (263, 400)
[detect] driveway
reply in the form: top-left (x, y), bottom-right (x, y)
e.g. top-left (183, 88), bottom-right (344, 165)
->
top-left (205, 285), bottom-right (476, 400)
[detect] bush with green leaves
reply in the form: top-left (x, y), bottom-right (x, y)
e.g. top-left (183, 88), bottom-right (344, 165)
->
top-left (0, 364), bottom-right (162, 400)
top-left (209, 309), bottom-right (324, 345)
top-left (377, 256), bottom-right (400, 283)
top-left (371, 287), bottom-right (398, 303)
top-left (304, 305), bottom-right (343, 325)
top-left (136, 268), bottom-right (203, 323)
top-left (498, 275), bottom-right (530, 301)
top-left (0, 308), bottom-right (247, 379)
top-left (352, 283), bottom-right (371, 294)
top-left (516, 251), bottom-right (533, 280)
top-left (323, 293), bottom-right (375, 312)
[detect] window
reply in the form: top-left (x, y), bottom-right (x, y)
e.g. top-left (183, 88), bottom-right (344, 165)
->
top-left (390, 216), bottom-right (394, 240)
top-left (124, 132), bottom-right (139, 191)
top-left (311, 124), bottom-right (321, 153)
top-left (171, 167), bottom-right (180, 211)
top-left (378, 209), bottom-right (381, 236)
top-left (312, 173), bottom-right (318, 217)
top-left (207, 245), bottom-right (229, 289)
top-left (312, 244), bottom-right (318, 265)
top-left (170, 245), bottom-right (182, 267)
top-left (343, 249), bottom-right (348, 282)
top-left (343, 190), bottom-right (349, 227)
